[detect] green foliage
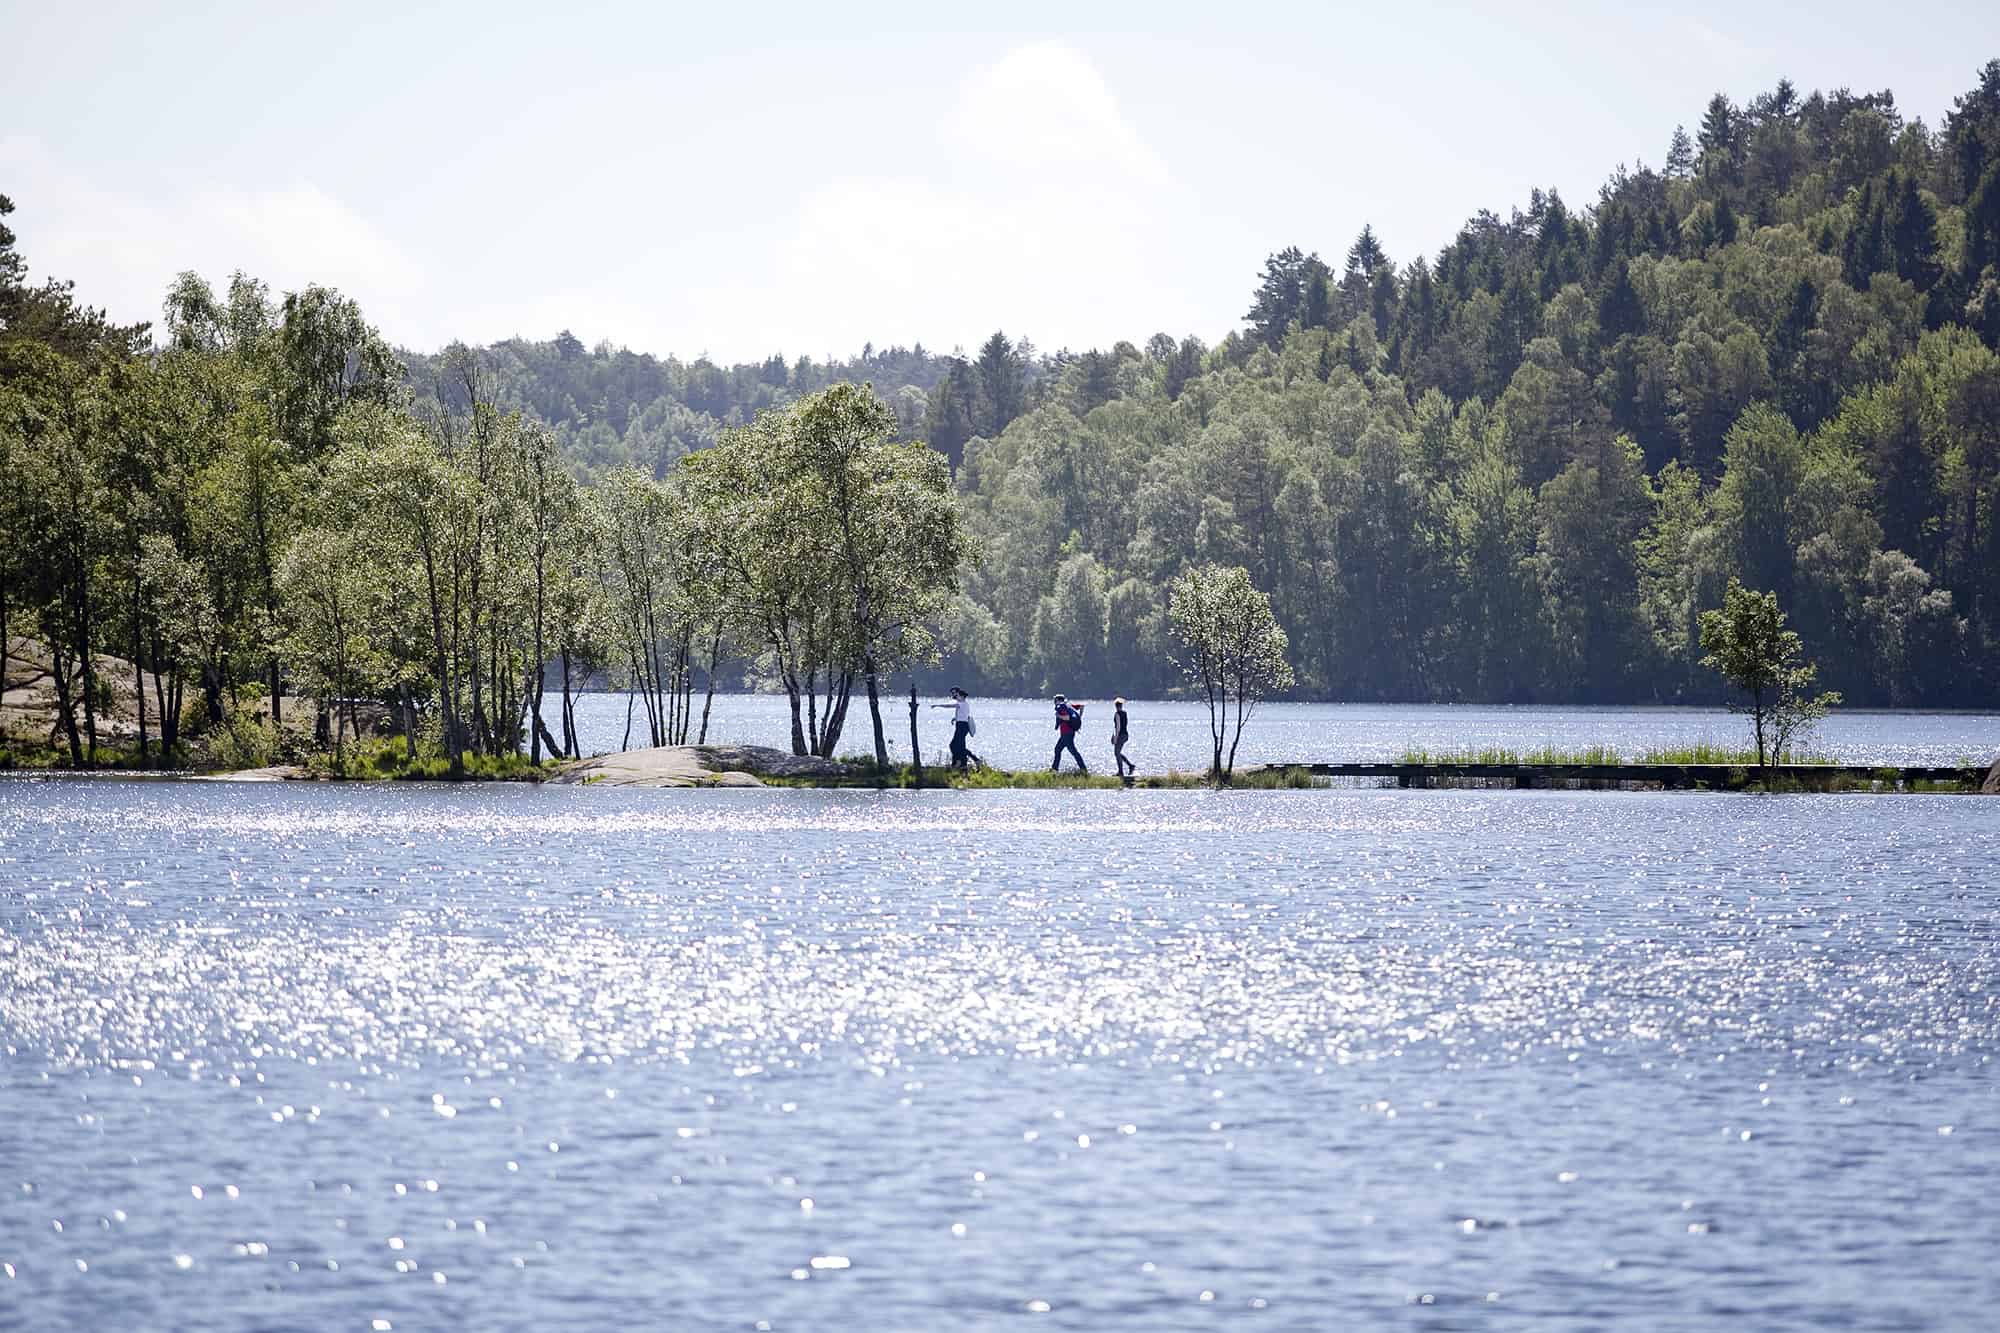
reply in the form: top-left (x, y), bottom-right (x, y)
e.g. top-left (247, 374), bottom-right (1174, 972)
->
top-left (8, 59), bottom-right (2000, 783)
top-left (203, 714), bottom-right (281, 772)
top-left (307, 734), bottom-right (557, 782)
top-left (1168, 563), bottom-right (1295, 776)
top-left (1699, 578), bottom-right (1843, 771)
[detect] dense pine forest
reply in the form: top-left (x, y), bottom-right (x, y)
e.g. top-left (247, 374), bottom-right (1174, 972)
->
top-left (411, 65), bottom-right (2000, 708)
top-left (5, 63), bottom-right (2000, 776)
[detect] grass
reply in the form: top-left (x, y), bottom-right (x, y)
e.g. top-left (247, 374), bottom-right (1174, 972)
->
top-left (0, 737), bottom-right (194, 771)
top-left (1393, 740), bottom-right (1841, 767)
top-left (765, 760), bottom-right (1319, 790)
top-left (303, 736), bottom-right (560, 782)
top-left (1635, 740), bottom-right (1835, 765)
top-left (1396, 744), bottom-right (1623, 765)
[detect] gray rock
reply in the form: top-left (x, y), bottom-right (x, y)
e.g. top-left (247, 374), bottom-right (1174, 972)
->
top-left (551, 744), bottom-right (850, 788)
top-left (695, 745), bottom-right (851, 779)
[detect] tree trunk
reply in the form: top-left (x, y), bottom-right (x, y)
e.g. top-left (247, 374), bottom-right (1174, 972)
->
top-left (132, 585), bottom-right (148, 765)
top-left (907, 681), bottom-right (922, 788)
top-left (864, 656), bottom-right (889, 767)
top-left (152, 627), bottom-right (178, 757)
top-left (202, 658), bottom-right (224, 724)
top-left (785, 674), bottom-right (808, 755)
top-left (1226, 677), bottom-right (1249, 777)
top-left (50, 640), bottom-right (83, 767)
top-left (622, 687), bottom-right (636, 752)
top-left (558, 647), bottom-right (575, 759)
top-left (77, 577), bottom-right (99, 766)
top-left (697, 623), bottom-right (722, 745)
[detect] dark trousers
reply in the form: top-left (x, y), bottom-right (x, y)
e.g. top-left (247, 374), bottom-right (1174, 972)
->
top-left (949, 720), bottom-right (972, 770)
top-left (1114, 738), bottom-right (1134, 777)
top-left (1052, 731), bottom-right (1086, 772)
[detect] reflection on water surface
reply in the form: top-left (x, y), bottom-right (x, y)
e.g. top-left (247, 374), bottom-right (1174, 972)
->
top-left (2, 781), bottom-right (1995, 1328)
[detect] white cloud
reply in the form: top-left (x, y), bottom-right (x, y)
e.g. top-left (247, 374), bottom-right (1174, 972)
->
top-left (763, 42), bottom-right (1187, 357)
top-left (944, 41), bottom-right (1168, 186)
top-left (1, 135), bottom-right (427, 342)
top-left (0, 42), bottom-right (1199, 360)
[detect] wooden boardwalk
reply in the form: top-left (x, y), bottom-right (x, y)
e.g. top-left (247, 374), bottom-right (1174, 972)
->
top-left (1270, 762), bottom-right (1986, 791)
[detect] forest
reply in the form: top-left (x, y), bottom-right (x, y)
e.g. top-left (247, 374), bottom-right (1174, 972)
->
top-left (408, 64), bottom-right (2000, 708)
top-left (5, 62), bottom-right (2000, 775)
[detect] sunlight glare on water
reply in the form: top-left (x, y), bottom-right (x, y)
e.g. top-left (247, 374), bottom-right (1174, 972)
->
top-left (1, 778), bottom-right (1996, 1328)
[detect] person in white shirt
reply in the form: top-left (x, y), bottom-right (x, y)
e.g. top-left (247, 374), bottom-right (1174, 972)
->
top-left (929, 687), bottom-right (981, 772)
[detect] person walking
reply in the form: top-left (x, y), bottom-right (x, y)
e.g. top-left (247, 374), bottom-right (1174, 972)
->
top-left (1051, 693), bottom-right (1088, 773)
top-left (1111, 696), bottom-right (1135, 781)
top-left (929, 687), bottom-right (981, 772)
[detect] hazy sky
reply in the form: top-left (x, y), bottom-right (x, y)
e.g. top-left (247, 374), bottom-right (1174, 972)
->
top-left (4, 1), bottom-right (1996, 362)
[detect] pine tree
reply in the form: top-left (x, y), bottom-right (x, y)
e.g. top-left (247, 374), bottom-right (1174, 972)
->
top-left (1345, 225), bottom-right (1387, 279)
top-left (1302, 262), bottom-right (1332, 330)
top-left (1245, 247), bottom-right (1311, 349)
top-left (1713, 194), bottom-right (1739, 246)
top-left (1597, 258), bottom-right (1645, 339)
top-left (974, 331), bottom-right (1024, 437)
top-left (1666, 125), bottom-right (1696, 179)
top-left (1698, 93), bottom-right (1738, 159)
top-left (1889, 173), bottom-right (1942, 290)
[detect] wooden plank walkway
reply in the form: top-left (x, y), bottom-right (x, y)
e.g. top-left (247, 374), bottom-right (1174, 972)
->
top-left (1270, 762), bottom-right (1985, 790)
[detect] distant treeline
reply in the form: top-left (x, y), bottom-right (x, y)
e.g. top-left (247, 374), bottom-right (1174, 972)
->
top-left (7, 61), bottom-right (2000, 750)
top-left (393, 64), bottom-right (2000, 708)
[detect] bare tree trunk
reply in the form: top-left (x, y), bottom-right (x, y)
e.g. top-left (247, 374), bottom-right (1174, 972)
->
top-left (819, 671), bottom-right (853, 759)
top-left (50, 639), bottom-right (83, 766)
top-left (559, 647), bottom-right (578, 758)
top-left (697, 623), bottom-right (722, 745)
top-left (1226, 675), bottom-right (1249, 777)
top-left (864, 656), bottom-right (889, 768)
top-left (77, 577), bottom-right (100, 766)
top-left (784, 670), bottom-right (807, 755)
top-left (907, 681), bottom-right (922, 788)
top-left (152, 627), bottom-right (177, 757)
top-left (529, 655), bottom-right (543, 764)
top-left (622, 686), bottom-right (636, 752)
top-left (805, 664), bottom-right (821, 755)
top-left (132, 580), bottom-right (148, 764)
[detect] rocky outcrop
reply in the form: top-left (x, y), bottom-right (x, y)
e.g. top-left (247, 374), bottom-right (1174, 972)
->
top-left (552, 744), bottom-right (851, 788)
top-left (694, 745), bottom-right (852, 780)
top-left (1984, 754), bottom-right (1999, 795)
top-left (3, 637), bottom-right (162, 745)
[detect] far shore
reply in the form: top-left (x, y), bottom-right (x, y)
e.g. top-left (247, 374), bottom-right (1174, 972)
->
top-left (6, 743), bottom-right (1995, 794)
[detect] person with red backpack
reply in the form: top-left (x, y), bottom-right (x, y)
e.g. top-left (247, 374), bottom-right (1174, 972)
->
top-left (1051, 693), bottom-right (1088, 773)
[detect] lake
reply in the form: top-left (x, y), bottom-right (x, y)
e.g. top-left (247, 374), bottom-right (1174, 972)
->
top-left (570, 693), bottom-right (2000, 772)
top-left (2, 707), bottom-right (1998, 1328)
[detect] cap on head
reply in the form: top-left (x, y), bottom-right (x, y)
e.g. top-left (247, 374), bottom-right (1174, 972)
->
top-left (950, 686), bottom-right (966, 698)
top-left (1054, 693), bottom-right (1066, 702)
top-left (1113, 696), bottom-right (1125, 706)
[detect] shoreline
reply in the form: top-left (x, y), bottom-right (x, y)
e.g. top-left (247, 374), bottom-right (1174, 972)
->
top-left (5, 746), bottom-right (1994, 794)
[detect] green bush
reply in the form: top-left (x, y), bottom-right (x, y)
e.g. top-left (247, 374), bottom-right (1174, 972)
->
top-left (206, 714), bottom-right (280, 771)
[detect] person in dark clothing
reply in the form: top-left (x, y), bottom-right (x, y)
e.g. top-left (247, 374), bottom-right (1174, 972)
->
top-left (1111, 696), bottom-right (1135, 780)
top-left (929, 687), bottom-right (981, 772)
top-left (1051, 693), bottom-right (1087, 773)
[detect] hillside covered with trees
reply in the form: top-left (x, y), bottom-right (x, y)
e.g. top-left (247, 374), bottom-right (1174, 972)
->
top-left (398, 63), bottom-right (2000, 708)
top-left (6, 61), bottom-right (2000, 768)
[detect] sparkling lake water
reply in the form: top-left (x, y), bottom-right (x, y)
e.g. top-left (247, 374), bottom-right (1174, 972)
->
top-left (567, 694), bottom-right (2000, 773)
top-left (3, 707), bottom-right (1999, 1328)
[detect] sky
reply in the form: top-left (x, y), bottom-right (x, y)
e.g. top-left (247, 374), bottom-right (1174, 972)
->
top-left (4, 1), bottom-right (1997, 364)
